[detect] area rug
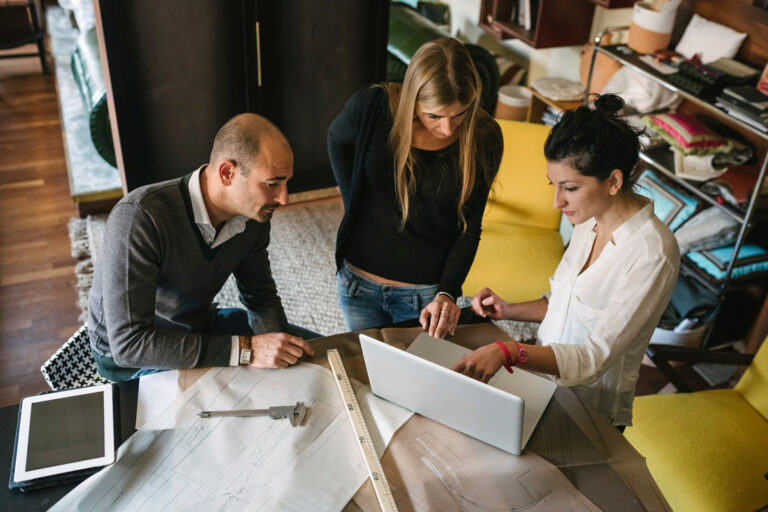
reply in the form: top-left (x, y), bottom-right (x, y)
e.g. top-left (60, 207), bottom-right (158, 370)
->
top-left (68, 199), bottom-right (538, 340)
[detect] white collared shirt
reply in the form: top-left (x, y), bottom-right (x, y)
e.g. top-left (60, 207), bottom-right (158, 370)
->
top-left (537, 200), bottom-right (680, 425)
top-left (188, 166), bottom-right (248, 249)
top-left (188, 166), bottom-right (249, 366)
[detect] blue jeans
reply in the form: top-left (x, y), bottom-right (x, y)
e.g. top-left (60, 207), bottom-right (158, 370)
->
top-left (202, 308), bottom-right (320, 341)
top-left (337, 262), bottom-right (439, 331)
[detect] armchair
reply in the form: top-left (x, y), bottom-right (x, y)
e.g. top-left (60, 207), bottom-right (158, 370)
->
top-left (462, 120), bottom-right (564, 303)
top-left (624, 338), bottom-right (768, 512)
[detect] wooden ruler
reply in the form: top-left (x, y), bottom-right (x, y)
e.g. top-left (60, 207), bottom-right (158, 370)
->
top-left (327, 349), bottom-right (398, 512)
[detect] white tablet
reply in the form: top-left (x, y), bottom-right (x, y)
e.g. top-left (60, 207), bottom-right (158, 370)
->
top-left (13, 383), bottom-right (116, 483)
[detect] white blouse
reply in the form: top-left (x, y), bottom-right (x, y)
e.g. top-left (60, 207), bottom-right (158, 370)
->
top-left (537, 200), bottom-right (679, 426)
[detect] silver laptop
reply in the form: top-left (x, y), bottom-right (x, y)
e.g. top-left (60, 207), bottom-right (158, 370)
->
top-left (360, 333), bottom-right (556, 455)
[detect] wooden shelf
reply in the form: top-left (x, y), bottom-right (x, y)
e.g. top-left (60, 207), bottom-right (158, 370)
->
top-left (479, 0), bottom-right (595, 48)
top-left (588, 0), bottom-right (634, 8)
top-left (527, 88), bottom-right (582, 124)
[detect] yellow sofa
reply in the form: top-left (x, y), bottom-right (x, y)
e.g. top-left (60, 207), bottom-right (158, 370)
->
top-left (463, 120), bottom-right (564, 303)
top-left (625, 338), bottom-right (768, 512)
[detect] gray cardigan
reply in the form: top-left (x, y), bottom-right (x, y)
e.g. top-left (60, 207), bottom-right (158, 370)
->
top-left (88, 172), bottom-right (288, 370)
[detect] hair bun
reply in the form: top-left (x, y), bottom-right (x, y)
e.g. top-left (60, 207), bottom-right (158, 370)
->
top-left (593, 93), bottom-right (624, 116)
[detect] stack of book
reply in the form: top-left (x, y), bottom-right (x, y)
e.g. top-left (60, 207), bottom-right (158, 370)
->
top-left (716, 85), bottom-right (768, 133)
top-left (511, 0), bottom-right (540, 31)
top-left (540, 106), bottom-right (559, 126)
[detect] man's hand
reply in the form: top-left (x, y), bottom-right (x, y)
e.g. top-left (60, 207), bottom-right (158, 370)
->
top-left (451, 343), bottom-right (506, 383)
top-left (470, 288), bottom-right (509, 320)
top-left (248, 333), bottom-right (315, 368)
top-left (420, 294), bottom-right (460, 338)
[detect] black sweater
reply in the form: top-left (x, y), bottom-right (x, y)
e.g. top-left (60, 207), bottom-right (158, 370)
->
top-left (327, 86), bottom-right (503, 298)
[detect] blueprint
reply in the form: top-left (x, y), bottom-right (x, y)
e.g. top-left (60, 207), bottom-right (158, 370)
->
top-left (50, 363), bottom-right (412, 512)
top-left (353, 414), bottom-right (602, 512)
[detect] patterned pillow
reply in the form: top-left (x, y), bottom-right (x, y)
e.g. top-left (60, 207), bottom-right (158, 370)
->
top-left (685, 244), bottom-right (768, 282)
top-left (636, 170), bottom-right (700, 231)
top-left (642, 112), bottom-right (732, 155)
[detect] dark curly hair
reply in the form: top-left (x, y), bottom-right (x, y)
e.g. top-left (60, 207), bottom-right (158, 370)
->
top-left (544, 94), bottom-right (643, 191)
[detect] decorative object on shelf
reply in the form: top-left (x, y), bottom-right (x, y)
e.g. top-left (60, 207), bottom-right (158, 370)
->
top-left (716, 85), bottom-right (768, 133)
top-left (674, 14), bottom-right (747, 64)
top-left (758, 62), bottom-right (768, 94)
top-left (579, 37), bottom-right (622, 95)
top-left (653, 272), bottom-right (719, 347)
top-left (495, 85), bottom-right (531, 121)
top-left (627, 0), bottom-right (681, 55)
top-left (636, 169), bottom-right (700, 230)
top-left (674, 139), bottom-right (753, 181)
top-left (529, 77), bottom-right (583, 102)
top-left (702, 165), bottom-right (768, 208)
top-left (602, 65), bottom-right (681, 114)
top-left (685, 244), bottom-right (768, 282)
top-left (707, 57), bottom-right (760, 84)
top-left (674, 207), bottom-right (740, 254)
top-left (642, 112), bottom-right (733, 155)
top-left (665, 55), bottom-right (728, 101)
top-left (673, 151), bottom-right (729, 182)
top-left (623, 114), bottom-right (666, 149)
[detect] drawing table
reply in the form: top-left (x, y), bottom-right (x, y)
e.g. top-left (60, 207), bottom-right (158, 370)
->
top-left (0, 323), bottom-right (670, 510)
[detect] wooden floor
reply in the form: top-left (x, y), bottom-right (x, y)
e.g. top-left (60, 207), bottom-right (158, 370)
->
top-left (0, 54), bottom-right (82, 407)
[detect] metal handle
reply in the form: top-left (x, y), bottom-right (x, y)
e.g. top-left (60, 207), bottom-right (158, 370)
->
top-left (584, 25), bottom-right (630, 104)
top-left (199, 409), bottom-right (268, 418)
top-left (255, 21), bottom-right (262, 87)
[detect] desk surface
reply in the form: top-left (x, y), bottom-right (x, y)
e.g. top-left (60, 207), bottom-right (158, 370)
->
top-left (1, 324), bottom-right (670, 511)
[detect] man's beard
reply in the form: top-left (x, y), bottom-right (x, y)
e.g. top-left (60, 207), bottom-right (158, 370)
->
top-left (256, 203), bottom-right (281, 222)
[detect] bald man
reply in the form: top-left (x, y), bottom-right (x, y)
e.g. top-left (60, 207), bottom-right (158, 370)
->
top-left (88, 114), bottom-right (316, 381)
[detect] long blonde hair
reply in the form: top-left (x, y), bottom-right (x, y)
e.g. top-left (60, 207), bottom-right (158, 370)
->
top-left (386, 37), bottom-right (483, 229)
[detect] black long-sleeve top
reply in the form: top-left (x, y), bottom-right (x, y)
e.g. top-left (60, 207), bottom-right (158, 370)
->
top-left (327, 86), bottom-right (503, 298)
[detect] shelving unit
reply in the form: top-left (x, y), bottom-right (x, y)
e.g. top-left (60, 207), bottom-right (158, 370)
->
top-left (478, 0), bottom-right (595, 48)
top-left (585, 26), bottom-right (768, 346)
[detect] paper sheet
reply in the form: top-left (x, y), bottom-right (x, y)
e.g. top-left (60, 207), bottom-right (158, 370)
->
top-left (354, 414), bottom-right (602, 512)
top-left (50, 363), bottom-right (412, 512)
top-left (134, 370), bottom-right (180, 430)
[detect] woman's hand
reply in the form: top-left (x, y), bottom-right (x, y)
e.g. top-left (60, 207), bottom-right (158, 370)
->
top-left (451, 343), bottom-right (506, 383)
top-left (420, 294), bottom-right (461, 338)
top-left (470, 288), bottom-right (509, 320)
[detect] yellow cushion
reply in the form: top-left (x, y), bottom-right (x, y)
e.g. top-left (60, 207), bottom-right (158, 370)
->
top-left (463, 222), bottom-right (563, 303)
top-left (625, 389), bottom-right (768, 512)
top-left (735, 336), bottom-right (768, 421)
top-left (485, 120), bottom-right (559, 231)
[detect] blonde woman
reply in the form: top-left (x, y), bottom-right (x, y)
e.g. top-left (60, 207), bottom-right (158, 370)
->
top-left (328, 38), bottom-right (503, 337)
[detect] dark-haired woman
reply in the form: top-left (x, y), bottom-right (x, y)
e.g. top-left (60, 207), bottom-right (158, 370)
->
top-left (452, 94), bottom-right (679, 428)
top-left (328, 38), bottom-right (503, 338)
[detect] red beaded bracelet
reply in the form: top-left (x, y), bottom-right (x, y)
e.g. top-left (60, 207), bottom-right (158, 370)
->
top-left (494, 341), bottom-right (515, 374)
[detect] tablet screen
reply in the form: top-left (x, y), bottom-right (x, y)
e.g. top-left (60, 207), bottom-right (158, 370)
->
top-left (27, 392), bottom-right (105, 470)
top-left (14, 384), bottom-right (115, 482)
